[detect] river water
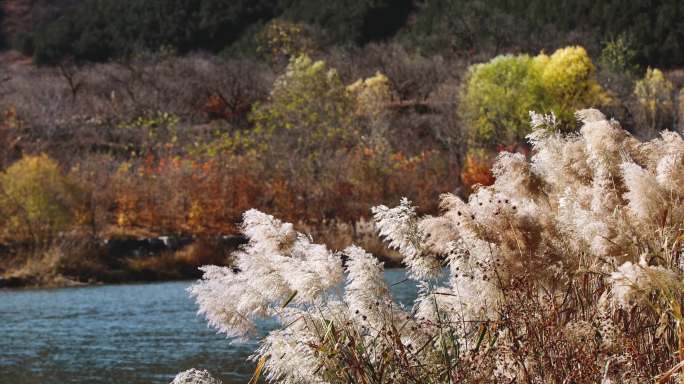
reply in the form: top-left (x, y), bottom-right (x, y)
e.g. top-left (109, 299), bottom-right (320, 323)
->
top-left (0, 269), bottom-right (417, 384)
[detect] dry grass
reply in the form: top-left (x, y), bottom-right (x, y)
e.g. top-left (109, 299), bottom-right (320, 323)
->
top-left (1, 236), bottom-right (98, 287)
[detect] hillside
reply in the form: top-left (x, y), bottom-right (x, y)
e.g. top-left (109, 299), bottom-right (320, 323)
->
top-left (1, 0), bottom-right (682, 67)
top-left (0, 0), bottom-right (683, 291)
top-left (0, 0), bottom-right (80, 47)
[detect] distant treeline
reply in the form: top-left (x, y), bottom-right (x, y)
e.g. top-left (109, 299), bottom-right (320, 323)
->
top-left (0, 3), bottom-right (6, 49)
top-left (4, 0), bottom-right (684, 67)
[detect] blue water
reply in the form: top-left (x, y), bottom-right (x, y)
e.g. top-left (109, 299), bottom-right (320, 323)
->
top-left (0, 269), bottom-right (417, 384)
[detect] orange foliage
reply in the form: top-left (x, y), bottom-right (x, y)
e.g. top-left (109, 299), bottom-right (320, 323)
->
top-left (460, 146), bottom-right (531, 194)
top-left (201, 93), bottom-right (252, 121)
top-left (108, 147), bottom-right (459, 236)
top-left (460, 152), bottom-right (495, 193)
top-left (113, 156), bottom-right (260, 236)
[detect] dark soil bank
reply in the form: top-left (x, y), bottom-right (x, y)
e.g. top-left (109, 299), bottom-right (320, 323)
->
top-left (0, 235), bottom-right (247, 289)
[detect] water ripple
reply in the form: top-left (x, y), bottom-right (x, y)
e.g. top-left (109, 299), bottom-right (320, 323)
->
top-left (0, 270), bottom-right (417, 384)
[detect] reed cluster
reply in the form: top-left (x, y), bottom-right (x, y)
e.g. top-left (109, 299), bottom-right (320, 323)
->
top-left (179, 109), bottom-right (684, 383)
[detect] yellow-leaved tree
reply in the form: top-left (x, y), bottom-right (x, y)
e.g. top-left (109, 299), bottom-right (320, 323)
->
top-left (460, 46), bottom-right (611, 148)
top-left (538, 46), bottom-right (611, 124)
top-left (347, 71), bottom-right (394, 121)
top-left (632, 67), bottom-right (675, 138)
top-left (0, 154), bottom-right (82, 247)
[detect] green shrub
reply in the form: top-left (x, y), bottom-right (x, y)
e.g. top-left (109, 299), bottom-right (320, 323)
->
top-left (460, 46), bottom-right (609, 148)
top-left (0, 155), bottom-right (82, 245)
top-left (459, 54), bottom-right (543, 147)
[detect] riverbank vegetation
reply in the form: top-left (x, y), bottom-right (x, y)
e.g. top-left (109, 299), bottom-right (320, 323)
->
top-left (185, 109), bottom-right (684, 383)
top-left (0, 1), bottom-right (683, 288)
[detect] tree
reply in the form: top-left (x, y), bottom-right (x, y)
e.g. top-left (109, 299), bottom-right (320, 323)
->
top-left (538, 46), bottom-right (611, 126)
top-left (250, 54), bottom-right (357, 159)
top-left (460, 46), bottom-right (609, 148)
top-left (248, 55), bottom-right (358, 218)
top-left (460, 53), bottom-right (544, 147)
top-left (631, 67), bottom-right (675, 139)
top-left (0, 154), bottom-right (82, 246)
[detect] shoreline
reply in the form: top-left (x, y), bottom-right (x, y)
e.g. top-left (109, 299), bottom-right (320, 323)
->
top-left (0, 276), bottom-right (201, 291)
top-left (0, 233), bottom-right (403, 290)
top-left (0, 234), bottom-right (247, 290)
top-left (1, 262), bottom-right (407, 290)
top-left (0, 273), bottom-right (198, 290)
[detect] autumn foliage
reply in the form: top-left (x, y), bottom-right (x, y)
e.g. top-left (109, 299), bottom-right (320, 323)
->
top-left (0, 45), bottom-right (681, 252)
top-left (109, 147), bottom-right (455, 238)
